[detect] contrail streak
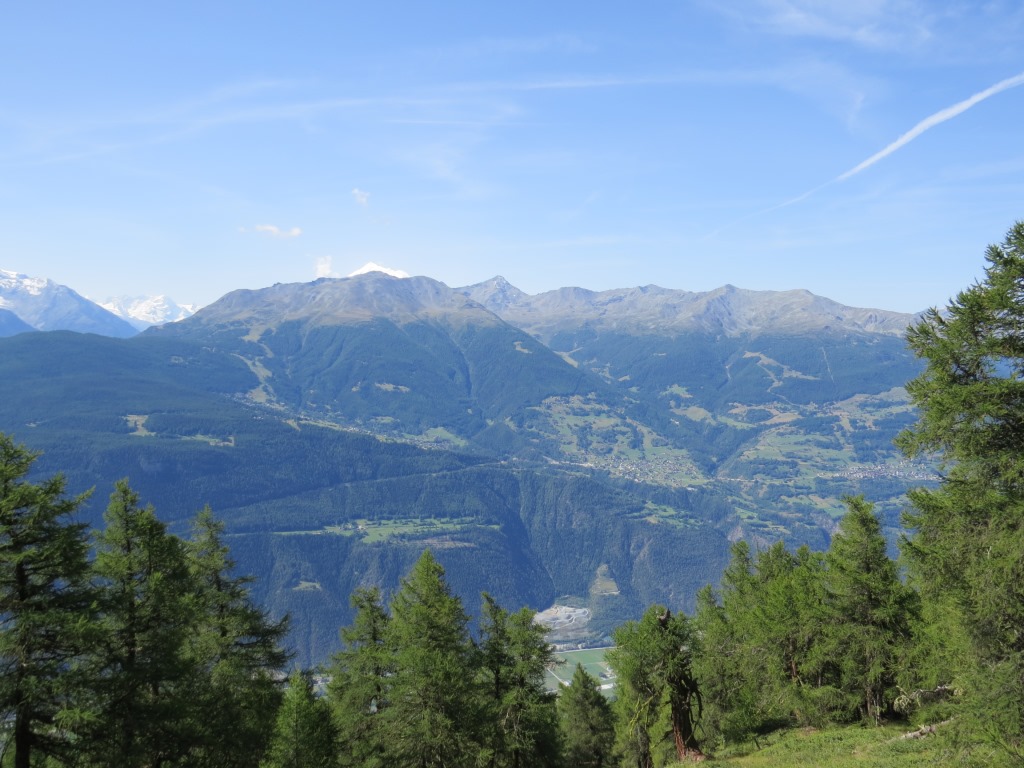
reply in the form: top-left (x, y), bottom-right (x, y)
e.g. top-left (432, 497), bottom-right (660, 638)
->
top-left (835, 70), bottom-right (1024, 182)
top-left (706, 71), bottom-right (1024, 239)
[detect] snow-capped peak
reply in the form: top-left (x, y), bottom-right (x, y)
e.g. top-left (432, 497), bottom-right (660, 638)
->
top-left (0, 268), bottom-right (50, 297)
top-left (1, 268), bottom-right (137, 337)
top-left (347, 262), bottom-right (410, 279)
top-left (100, 295), bottom-right (198, 330)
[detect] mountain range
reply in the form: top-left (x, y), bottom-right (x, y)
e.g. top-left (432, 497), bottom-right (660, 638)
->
top-left (1, 268), bottom-right (137, 337)
top-left (99, 294), bottom-right (197, 330)
top-left (457, 276), bottom-right (913, 338)
top-left (0, 268), bottom-right (196, 335)
top-left (0, 268), bottom-right (930, 664)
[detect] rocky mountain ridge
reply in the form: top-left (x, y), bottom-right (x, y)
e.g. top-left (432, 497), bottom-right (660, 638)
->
top-left (169, 274), bottom-right (502, 333)
top-left (457, 277), bottom-right (917, 340)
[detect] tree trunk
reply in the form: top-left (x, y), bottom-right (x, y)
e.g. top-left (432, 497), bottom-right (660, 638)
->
top-left (14, 696), bottom-right (31, 768)
top-left (670, 691), bottom-right (704, 762)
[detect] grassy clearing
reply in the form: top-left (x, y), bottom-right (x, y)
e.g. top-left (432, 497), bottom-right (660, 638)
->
top-left (688, 724), bottom-right (949, 768)
top-left (589, 564), bottom-right (619, 596)
top-left (418, 426), bottom-right (468, 447)
top-left (628, 502), bottom-right (700, 529)
top-left (274, 517), bottom-right (496, 542)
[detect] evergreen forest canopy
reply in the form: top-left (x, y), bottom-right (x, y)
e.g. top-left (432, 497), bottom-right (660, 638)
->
top-left (3, 221), bottom-right (1024, 766)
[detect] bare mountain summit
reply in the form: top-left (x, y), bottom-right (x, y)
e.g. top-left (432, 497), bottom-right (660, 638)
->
top-left (457, 280), bottom-right (917, 341)
top-left (167, 272), bottom-right (501, 333)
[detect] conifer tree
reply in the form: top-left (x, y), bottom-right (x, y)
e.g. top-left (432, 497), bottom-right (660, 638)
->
top-left (609, 605), bottom-right (702, 766)
top-left (328, 586), bottom-right (392, 768)
top-left (185, 507), bottom-right (290, 768)
top-left (86, 480), bottom-right (201, 768)
top-left (478, 594), bottom-right (560, 768)
top-left (748, 543), bottom-right (831, 727)
top-left (691, 541), bottom-right (826, 746)
top-left (380, 549), bottom-right (480, 768)
top-left (262, 669), bottom-right (339, 768)
top-left (820, 496), bottom-right (915, 724)
top-left (558, 664), bottom-right (615, 768)
top-left (707, 541), bottom-right (779, 742)
top-left (898, 221), bottom-right (1024, 759)
top-left (692, 583), bottom-right (742, 747)
top-left (0, 435), bottom-right (95, 768)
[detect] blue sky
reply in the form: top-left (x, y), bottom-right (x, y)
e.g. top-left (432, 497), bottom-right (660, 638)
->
top-left (2, 1), bottom-right (1023, 313)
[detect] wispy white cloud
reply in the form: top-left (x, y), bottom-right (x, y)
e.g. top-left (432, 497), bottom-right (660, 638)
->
top-left (244, 224), bottom-right (303, 238)
top-left (351, 188), bottom-right (370, 206)
top-left (396, 138), bottom-right (497, 199)
top-left (705, 0), bottom-right (934, 49)
top-left (454, 61), bottom-right (874, 124)
top-left (453, 74), bottom-right (686, 92)
top-left (0, 79), bottom-right (448, 168)
top-left (315, 256), bottom-right (339, 278)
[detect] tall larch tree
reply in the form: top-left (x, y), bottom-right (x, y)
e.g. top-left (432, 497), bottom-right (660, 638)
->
top-left (820, 496), bottom-right (916, 724)
top-left (898, 220), bottom-right (1024, 760)
top-left (261, 669), bottom-right (339, 768)
top-left (185, 506), bottom-right (290, 768)
top-left (609, 604), bottom-right (703, 766)
top-left (380, 549), bottom-right (480, 768)
top-left (691, 541), bottom-right (822, 747)
top-left (85, 480), bottom-right (201, 768)
top-left (557, 664), bottom-right (615, 768)
top-left (478, 594), bottom-right (560, 768)
top-left (328, 586), bottom-right (392, 768)
top-left (0, 435), bottom-right (96, 768)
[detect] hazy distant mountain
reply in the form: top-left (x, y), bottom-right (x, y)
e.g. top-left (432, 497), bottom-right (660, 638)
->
top-left (100, 295), bottom-right (198, 330)
top-left (458, 275), bottom-right (529, 313)
top-left (0, 269), bottom-right (137, 337)
top-left (0, 307), bottom-right (35, 337)
top-left (457, 279), bottom-right (916, 340)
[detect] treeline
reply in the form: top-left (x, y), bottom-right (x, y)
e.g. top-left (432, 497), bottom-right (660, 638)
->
top-left (275, 547), bottom-right (692, 768)
top-left (0, 430), bottom-right (950, 768)
top-left (0, 431), bottom-right (586, 768)
top-left (685, 223), bottom-right (1024, 765)
top-left (692, 499), bottom-right (917, 749)
top-left (0, 456), bottom-right (1014, 767)
top-left (1, 435), bottom-right (289, 768)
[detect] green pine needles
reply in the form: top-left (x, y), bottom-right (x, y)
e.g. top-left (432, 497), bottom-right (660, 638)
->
top-left (0, 441), bottom-right (290, 768)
